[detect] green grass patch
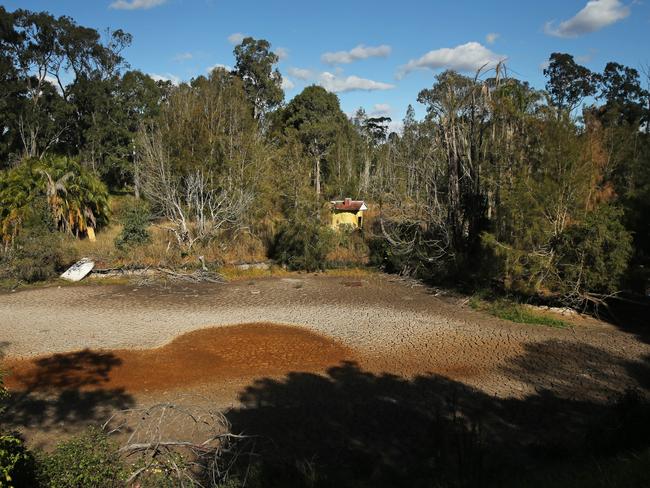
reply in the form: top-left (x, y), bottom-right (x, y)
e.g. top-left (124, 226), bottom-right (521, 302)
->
top-left (469, 297), bottom-right (568, 328)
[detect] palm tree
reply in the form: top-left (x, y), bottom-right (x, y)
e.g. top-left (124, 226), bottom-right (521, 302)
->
top-left (0, 157), bottom-right (109, 244)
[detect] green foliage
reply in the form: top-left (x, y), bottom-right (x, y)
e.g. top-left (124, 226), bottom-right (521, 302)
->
top-left (233, 36), bottom-right (284, 118)
top-left (38, 427), bottom-right (126, 488)
top-left (0, 434), bottom-right (38, 488)
top-left (0, 157), bottom-right (109, 244)
top-left (544, 52), bottom-right (597, 112)
top-left (279, 86), bottom-right (349, 154)
top-left (469, 297), bottom-right (568, 328)
top-left (0, 7), bottom-right (131, 163)
top-left (554, 205), bottom-right (632, 295)
top-left (368, 222), bottom-right (418, 275)
top-left (0, 199), bottom-right (73, 283)
top-left (273, 217), bottom-right (335, 272)
top-left (0, 3), bottom-right (648, 307)
top-left (115, 201), bottom-right (150, 250)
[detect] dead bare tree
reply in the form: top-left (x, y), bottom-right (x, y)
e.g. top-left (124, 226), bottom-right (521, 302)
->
top-left (138, 126), bottom-right (252, 251)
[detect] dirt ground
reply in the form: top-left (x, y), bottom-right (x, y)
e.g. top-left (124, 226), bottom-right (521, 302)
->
top-left (1, 273), bottom-right (649, 449)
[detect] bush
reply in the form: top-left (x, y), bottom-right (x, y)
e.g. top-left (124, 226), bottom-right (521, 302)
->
top-left (273, 219), bottom-right (335, 272)
top-left (368, 219), bottom-right (449, 279)
top-left (38, 427), bottom-right (126, 488)
top-left (326, 225), bottom-right (369, 268)
top-left (554, 205), bottom-right (632, 295)
top-left (115, 201), bottom-right (151, 250)
top-left (0, 434), bottom-right (38, 488)
top-left (0, 199), bottom-right (73, 283)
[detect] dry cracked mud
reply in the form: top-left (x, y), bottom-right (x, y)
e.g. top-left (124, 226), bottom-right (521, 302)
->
top-left (1, 273), bottom-right (648, 448)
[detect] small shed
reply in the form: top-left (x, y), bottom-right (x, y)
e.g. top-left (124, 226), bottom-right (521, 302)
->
top-left (330, 198), bottom-right (368, 230)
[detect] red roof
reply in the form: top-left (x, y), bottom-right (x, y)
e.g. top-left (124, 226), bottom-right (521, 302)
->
top-left (332, 199), bottom-right (368, 212)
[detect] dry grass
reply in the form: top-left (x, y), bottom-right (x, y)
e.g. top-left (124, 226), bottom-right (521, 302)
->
top-left (69, 224), bottom-right (269, 270)
top-left (218, 264), bottom-right (290, 281)
top-left (69, 225), bottom-right (122, 266)
top-left (219, 231), bottom-right (267, 264)
top-left (326, 244), bottom-right (369, 267)
top-left (323, 267), bottom-right (376, 278)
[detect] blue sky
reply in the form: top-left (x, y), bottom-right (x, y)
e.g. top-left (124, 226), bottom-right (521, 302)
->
top-left (4, 0), bottom-right (648, 127)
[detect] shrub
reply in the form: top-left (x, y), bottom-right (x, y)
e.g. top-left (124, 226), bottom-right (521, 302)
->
top-left (481, 205), bottom-right (633, 300)
top-left (326, 225), bottom-right (369, 268)
top-left (38, 427), bottom-right (126, 488)
top-left (115, 201), bottom-right (151, 250)
top-left (0, 434), bottom-right (38, 488)
top-left (554, 205), bottom-right (632, 295)
top-left (273, 219), bottom-right (335, 272)
top-left (0, 199), bottom-right (73, 283)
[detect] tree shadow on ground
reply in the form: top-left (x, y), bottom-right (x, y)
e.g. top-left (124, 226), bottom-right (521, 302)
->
top-left (226, 340), bottom-right (650, 488)
top-left (596, 293), bottom-right (650, 345)
top-left (1, 349), bottom-right (134, 434)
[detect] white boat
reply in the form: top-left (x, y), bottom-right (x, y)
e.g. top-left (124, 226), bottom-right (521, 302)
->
top-left (60, 258), bottom-right (95, 282)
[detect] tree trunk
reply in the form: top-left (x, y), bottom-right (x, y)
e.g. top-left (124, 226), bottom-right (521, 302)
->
top-left (315, 156), bottom-right (321, 197)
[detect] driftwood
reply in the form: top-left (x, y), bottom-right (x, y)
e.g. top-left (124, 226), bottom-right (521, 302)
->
top-left (156, 267), bottom-right (225, 284)
top-left (90, 266), bottom-right (225, 285)
top-left (91, 266), bottom-right (154, 277)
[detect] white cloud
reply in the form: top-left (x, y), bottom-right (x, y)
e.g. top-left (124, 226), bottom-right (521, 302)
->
top-left (149, 73), bottom-right (180, 85)
top-left (398, 42), bottom-right (506, 78)
top-left (173, 52), bottom-right (193, 62)
top-left (388, 119), bottom-right (403, 134)
top-left (281, 77), bottom-right (295, 90)
top-left (109, 0), bottom-right (167, 10)
top-left (318, 72), bottom-right (394, 93)
top-left (287, 67), bottom-right (314, 80)
top-left (370, 103), bottom-right (392, 117)
top-left (486, 32), bottom-right (500, 44)
top-left (276, 47), bottom-right (289, 61)
top-left (544, 0), bottom-right (630, 38)
top-left (206, 63), bottom-right (232, 73)
top-left (227, 32), bottom-right (246, 45)
top-left (321, 44), bottom-right (392, 65)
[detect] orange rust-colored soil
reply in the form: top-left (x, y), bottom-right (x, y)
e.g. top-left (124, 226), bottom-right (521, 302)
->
top-left (3, 323), bottom-right (354, 394)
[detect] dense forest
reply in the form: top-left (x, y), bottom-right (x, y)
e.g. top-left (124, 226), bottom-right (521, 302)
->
top-left (1, 6), bottom-right (649, 307)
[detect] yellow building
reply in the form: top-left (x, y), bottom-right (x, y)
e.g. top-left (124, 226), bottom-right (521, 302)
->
top-left (330, 198), bottom-right (368, 230)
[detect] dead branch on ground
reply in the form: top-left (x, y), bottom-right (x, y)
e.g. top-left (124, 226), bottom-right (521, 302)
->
top-left (105, 402), bottom-right (252, 487)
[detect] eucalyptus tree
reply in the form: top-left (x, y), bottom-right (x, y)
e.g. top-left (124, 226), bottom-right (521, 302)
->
top-left (352, 108), bottom-right (392, 195)
top-left (278, 85), bottom-right (350, 198)
top-left (416, 69), bottom-right (493, 256)
top-left (0, 7), bottom-right (131, 161)
top-left (543, 53), bottom-right (596, 114)
top-left (233, 37), bottom-right (284, 121)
